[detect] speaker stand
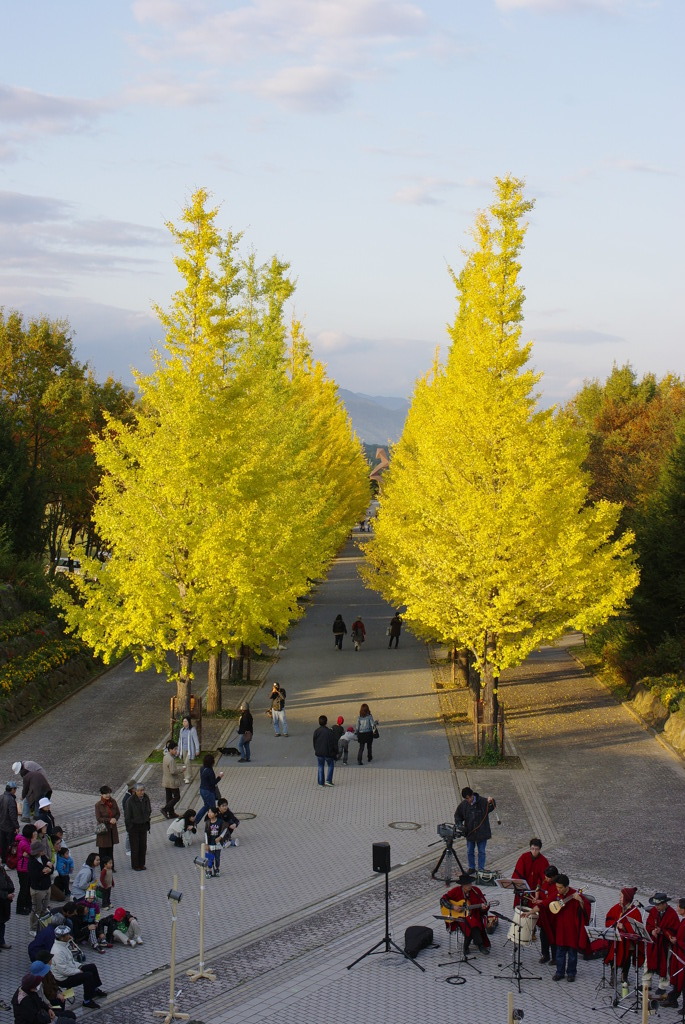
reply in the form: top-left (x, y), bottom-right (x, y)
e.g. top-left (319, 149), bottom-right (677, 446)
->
top-left (347, 872), bottom-right (425, 972)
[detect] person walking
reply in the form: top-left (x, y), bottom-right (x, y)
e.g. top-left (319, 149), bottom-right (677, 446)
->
top-left (94, 786), bottom-right (120, 868)
top-left (332, 615), bottom-right (347, 650)
top-left (237, 702), bottom-right (253, 762)
top-left (177, 717), bottom-right (200, 784)
top-left (355, 703), bottom-right (377, 765)
top-left (0, 779), bottom-right (19, 864)
top-left (160, 742), bottom-right (182, 819)
top-left (195, 755), bottom-right (223, 824)
top-left (269, 683), bottom-right (288, 736)
top-left (313, 715), bottom-right (337, 787)
top-left (123, 783), bottom-right (151, 871)
top-left (388, 612), bottom-right (402, 649)
top-left (454, 787), bottom-right (497, 874)
top-left (351, 616), bottom-right (366, 651)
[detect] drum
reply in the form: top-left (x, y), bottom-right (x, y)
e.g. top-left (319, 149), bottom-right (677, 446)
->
top-left (507, 906), bottom-right (537, 946)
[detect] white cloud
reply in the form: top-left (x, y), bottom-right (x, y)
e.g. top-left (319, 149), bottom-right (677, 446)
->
top-left (0, 84), bottom-right (103, 160)
top-left (391, 175), bottom-right (484, 205)
top-left (612, 158), bottom-right (678, 177)
top-left (496, 0), bottom-right (629, 10)
top-left (252, 65), bottom-right (351, 112)
top-left (121, 75), bottom-right (220, 107)
top-left (311, 329), bottom-right (441, 395)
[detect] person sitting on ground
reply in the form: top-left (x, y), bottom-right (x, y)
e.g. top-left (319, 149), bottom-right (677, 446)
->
top-left (167, 809), bottom-right (197, 848)
top-left (55, 901), bottom-right (106, 951)
top-left (33, 950), bottom-right (77, 1020)
top-left (100, 906), bottom-right (144, 947)
top-left (10, 964), bottom-right (59, 1024)
top-left (204, 808), bottom-right (228, 877)
top-left (50, 924), bottom-right (108, 1010)
top-left (216, 798), bottom-right (240, 846)
top-left (337, 726), bottom-right (356, 765)
top-left (71, 853), bottom-right (100, 901)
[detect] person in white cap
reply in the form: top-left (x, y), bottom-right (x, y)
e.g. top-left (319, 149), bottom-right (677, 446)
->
top-left (37, 797), bottom-right (56, 837)
top-left (0, 780), bottom-right (19, 865)
top-left (14, 762), bottom-right (51, 823)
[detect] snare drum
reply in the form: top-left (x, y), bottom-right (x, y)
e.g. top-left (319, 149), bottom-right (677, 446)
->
top-left (507, 906), bottom-right (538, 946)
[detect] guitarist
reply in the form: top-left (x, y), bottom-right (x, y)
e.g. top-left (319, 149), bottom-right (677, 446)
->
top-left (551, 874), bottom-right (591, 983)
top-left (441, 872), bottom-right (491, 956)
top-left (512, 838), bottom-right (549, 908)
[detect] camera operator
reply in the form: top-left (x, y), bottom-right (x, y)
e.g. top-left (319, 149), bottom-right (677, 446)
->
top-left (454, 787), bottom-right (496, 874)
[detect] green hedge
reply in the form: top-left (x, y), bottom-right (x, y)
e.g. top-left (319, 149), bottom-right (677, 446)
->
top-left (639, 673), bottom-right (685, 713)
top-left (0, 635), bottom-right (88, 696)
top-left (0, 611), bottom-right (47, 644)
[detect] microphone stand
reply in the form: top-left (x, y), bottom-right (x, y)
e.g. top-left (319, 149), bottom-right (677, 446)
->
top-left (493, 911), bottom-right (542, 994)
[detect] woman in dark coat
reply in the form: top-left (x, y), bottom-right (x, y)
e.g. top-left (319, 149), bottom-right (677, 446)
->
top-left (332, 615), bottom-right (347, 650)
top-left (195, 754), bottom-right (223, 823)
top-left (94, 786), bottom-right (120, 867)
top-left (237, 702), bottom-right (253, 763)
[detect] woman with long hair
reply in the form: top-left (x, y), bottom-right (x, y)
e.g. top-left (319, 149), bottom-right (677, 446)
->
top-left (195, 754), bottom-right (223, 824)
top-left (355, 703), bottom-right (377, 765)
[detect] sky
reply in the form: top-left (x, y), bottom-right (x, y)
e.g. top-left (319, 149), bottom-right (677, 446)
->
top-left (0, 0), bottom-right (683, 405)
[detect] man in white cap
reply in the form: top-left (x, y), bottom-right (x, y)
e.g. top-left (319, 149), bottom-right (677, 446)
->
top-left (0, 780), bottom-right (19, 865)
top-left (13, 761), bottom-right (51, 822)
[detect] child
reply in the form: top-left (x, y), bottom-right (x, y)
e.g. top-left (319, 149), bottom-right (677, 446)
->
top-left (101, 906), bottom-right (143, 946)
top-left (216, 799), bottom-right (240, 847)
top-left (97, 857), bottom-right (114, 908)
top-left (54, 842), bottom-right (73, 897)
top-left (338, 726), bottom-right (356, 765)
top-left (167, 809), bottom-right (197, 848)
top-left (204, 808), bottom-right (228, 877)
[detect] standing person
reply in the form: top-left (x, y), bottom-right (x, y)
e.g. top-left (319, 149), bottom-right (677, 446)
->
top-left (0, 779), bottom-right (19, 864)
top-left (94, 786), bottom-right (120, 868)
top-left (355, 703), bottom-right (377, 765)
top-left (350, 616), bottom-right (366, 651)
top-left (54, 845), bottom-right (74, 897)
top-left (123, 783), bottom-right (151, 871)
top-left (604, 887), bottom-right (644, 986)
top-left (237, 702), bottom-right (253, 762)
top-left (36, 798), bottom-right (56, 838)
top-left (338, 726), bottom-right (356, 765)
top-left (0, 858), bottom-right (14, 948)
top-left (28, 840), bottom-right (53, 934)
top-left (441, 873), bottom-right (492, 955)
top-left (203, 808), bottom-right (228, 877)
top-left (512, 838), bottom-right (549, 906)
top-left (388, 612), bottom-right (402, 649)
top-left (121, 780), bottom-right (136, 860)
top-left (269, 683), bottom-right (288, 737)
top-left (454, 787), bottom-right (496, 874)
top-left (531, 864), bottom-right (560, 965)
top-left (97, 857), bottom-right (114, 909)
top-left (662, 898), bottom-right (685, 1009)
top-left (330, 716), bottom-right (345, 752)
top-left (551, 874), bottom-right (592, 983)
top-left (177, 717), bottom-right (200, 784)
top-left (332, 615), bottom-right (347, 650)
top-left (14, 762), bottom-right (51, 822)
top-left (160, 742), bottom-right (182, 819)
top-left (195, 755), bottom-right (223, 824)
top-left (50, 924), bottom-right (108, 1009)
top-left (15, 823), bottom-right (35, 915)
top-left (313, 715), bottom-right (337, 787)
top-left (645, 892), bottom-right (679, 987)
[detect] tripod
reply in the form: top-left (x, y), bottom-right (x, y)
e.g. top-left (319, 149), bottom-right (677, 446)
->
top-left (493, 912), bottom-right (542, 994)
top-left (431, 838), bottom-right (467, 884)
top-left (347, 870), bottom-right (425, 972)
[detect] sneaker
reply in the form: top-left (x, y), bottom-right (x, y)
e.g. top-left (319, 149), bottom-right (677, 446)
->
top-left (230, 838), bottom-right (239, 847)
top-left (324, 781), bottom-right (335, 787)
top-left (136, 938), bottom-right (143, 945)
top-left (184, 779), bottom-right (191, 784)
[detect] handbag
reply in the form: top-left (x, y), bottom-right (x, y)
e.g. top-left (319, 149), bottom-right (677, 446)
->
top-left (243, 729), bottom-right (253, 742)
top-left (373, 725), bottom-right (380, 739)
top-left (95, 821), bottom-right (107, 834)
top-left (5, 841), bottom-right (18, 871)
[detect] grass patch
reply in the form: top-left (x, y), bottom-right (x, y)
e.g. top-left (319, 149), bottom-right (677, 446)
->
top-left (207, 708), bottom-right (241, 719)
top-left (453, 754), bottom-right (522, 769)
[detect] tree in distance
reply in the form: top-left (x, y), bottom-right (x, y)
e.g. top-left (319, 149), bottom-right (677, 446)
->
top-left (363, 175), bottom-right (639, 743)
top-left (57, 189), bottom-right (369, 712)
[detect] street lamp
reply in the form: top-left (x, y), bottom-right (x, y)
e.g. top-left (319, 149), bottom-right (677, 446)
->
top-left (154, 875), bottom-right (190, 1024)
top-left (187, 843), bottom-right (217, 983)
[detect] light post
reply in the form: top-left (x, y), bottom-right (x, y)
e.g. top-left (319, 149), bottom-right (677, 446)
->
top-left (187, 843), bottom-right (217, 983)
top-left (154, 875), bottom-right (190, 1024)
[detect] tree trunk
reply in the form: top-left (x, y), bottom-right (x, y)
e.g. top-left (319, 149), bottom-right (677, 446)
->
top-left (454, 648), bottom-right (470, 688)
top-left (481, 632), bottom-right (499, 748)
top-left (176, 650), bottom-right (193, 717)
top-left (206, 649), bottom-right (222, 713)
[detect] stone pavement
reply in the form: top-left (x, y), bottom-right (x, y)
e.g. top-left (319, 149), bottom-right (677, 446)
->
top-left (1, 531), bottom-right (684, 1023)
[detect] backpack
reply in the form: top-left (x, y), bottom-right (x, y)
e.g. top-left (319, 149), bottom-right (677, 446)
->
top-left (5, 840), bottom-right (18, 871)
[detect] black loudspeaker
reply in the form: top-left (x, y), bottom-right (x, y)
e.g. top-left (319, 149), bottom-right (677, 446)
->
top-left (372, 841), bottom-right (391, 874)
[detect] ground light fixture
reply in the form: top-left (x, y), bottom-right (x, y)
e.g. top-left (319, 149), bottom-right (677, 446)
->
top-left (154, 875), bottom-right (190, 1024)
top-left (187, 844), bottom-right (217, 983)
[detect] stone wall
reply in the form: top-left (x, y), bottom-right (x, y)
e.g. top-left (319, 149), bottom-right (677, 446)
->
top-left (629, 683), bottom-right (685, 757)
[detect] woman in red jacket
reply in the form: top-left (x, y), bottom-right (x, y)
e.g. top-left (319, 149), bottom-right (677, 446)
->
top-left (15, 823), bottom-right (36, 915)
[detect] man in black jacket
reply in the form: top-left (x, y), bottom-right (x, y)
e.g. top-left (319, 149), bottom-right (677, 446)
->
top-left (124, 783), bottom-right (151, 871)
top-left (313, 716), bottom-right (337, 788)
top-left (454, 787), bottom-right (496, 874)
top-left (0, 780), bottom-right (19, 864)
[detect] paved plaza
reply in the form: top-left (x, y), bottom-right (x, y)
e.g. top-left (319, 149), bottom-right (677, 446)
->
top-left (1, 533), bottom-right (684, 1023)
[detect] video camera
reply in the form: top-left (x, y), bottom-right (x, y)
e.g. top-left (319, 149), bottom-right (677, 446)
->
top-left (436, 822), bottom-right (465, 844)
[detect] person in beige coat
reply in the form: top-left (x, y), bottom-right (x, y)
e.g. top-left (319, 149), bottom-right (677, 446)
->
top-left (95, 786), bottom-right (120, 868)
top-left (161, 742), bottom-right (182, 819)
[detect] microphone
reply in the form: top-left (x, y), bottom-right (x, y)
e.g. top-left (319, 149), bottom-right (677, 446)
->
top-left (495, 810), bottom-right (502, 825)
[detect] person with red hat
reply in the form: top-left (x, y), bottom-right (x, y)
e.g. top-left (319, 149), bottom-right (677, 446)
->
top-left (100, 906), bottom-right (144, 947)
top-left (440, 873), bottom-right (492, 956)
top-left (604, 887), bottom-right (644, 985)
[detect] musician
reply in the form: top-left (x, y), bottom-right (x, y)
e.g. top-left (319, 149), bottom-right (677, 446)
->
top-left (531, 864), bottom-right (559, 966)
top-left (604, 887), bottom-right (644, 984)
top-left (662, 898), bottom-right (685, 1009)
top-left (441, 872), bottom-right (491, 956)
top-left (512, 838), bottom-right (549, 908)
top-left (454, 787), bottom-right (496, 874)
top-left (550, 874), bottom-right (591, 983)
top-left (646, 892), bottom-right (679, 988)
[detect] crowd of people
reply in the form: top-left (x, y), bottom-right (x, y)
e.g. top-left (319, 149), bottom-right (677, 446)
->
top-left (440, 836), bottom-right (685, 1010)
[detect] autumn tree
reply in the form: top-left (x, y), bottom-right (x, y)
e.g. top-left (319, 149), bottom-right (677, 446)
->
top-left (363, 176), bottom-right (638, 745)
top-left (58, 190), bottom-right (368, 714)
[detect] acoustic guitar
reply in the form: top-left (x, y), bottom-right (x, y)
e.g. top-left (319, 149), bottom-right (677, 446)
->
top-left (549, 888), bottom-right (586, 915)
top-left (441, 898), bottom-right (499, 921)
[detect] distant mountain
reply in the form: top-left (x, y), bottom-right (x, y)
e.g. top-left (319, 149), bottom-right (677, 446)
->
top-left (338, 389), bottom-right (409, 444)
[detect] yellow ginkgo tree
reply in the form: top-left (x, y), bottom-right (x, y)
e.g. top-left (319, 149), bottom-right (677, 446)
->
top-left (363, 175), bottom-right (639, 745)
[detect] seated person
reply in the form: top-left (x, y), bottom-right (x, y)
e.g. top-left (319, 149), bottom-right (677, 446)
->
top-left (32, 950), bottom-right (77, 1020)
top-left (441, 872), bottom-right (492, 955)
top-left (100, 907), bottom-right (144, 947)
top-left (167, 809), bottom-right (197, 848)
top-left (50, 924), bottom-right (108, 1009)
top-left (216, 799), bottom-right (240, 846)
top-left (11, 966), bottom-right (57, 1024)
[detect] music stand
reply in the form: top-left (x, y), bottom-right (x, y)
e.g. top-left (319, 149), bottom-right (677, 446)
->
top-left (435, 916), bottom-right (482, 976)
top-left (586, 925), bottom-right (617, 1000)
top-left (493, 909), bottom-right (542, 994)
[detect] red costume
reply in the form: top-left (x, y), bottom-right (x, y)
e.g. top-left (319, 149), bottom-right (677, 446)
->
top-left (669, 917), bottom-right (685, 996)
top-left (604, 903), bottom-right (644, 968)
top-left (646, 904), bottom-right (679, 976)
top-left (533, 879), bottom-right (558, 947)
top-left (442, 884), bottom-right (491, 948)
top-left (512, 850), bottom-right (549, 907)
top-left (553, 888), bottom-right (591, 951)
